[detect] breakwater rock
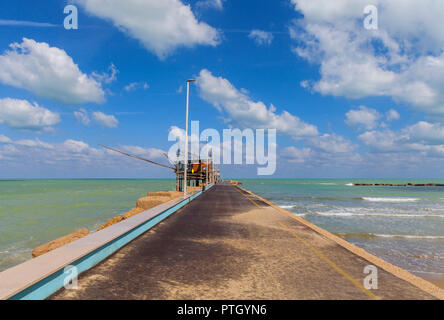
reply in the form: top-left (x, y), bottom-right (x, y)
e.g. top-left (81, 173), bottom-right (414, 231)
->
top-left (98, 191), bottom-right (184, 231)
top-left (32, 228), bottom-right (89, 258)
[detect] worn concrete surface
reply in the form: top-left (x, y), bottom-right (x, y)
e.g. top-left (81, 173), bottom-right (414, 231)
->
top-left (50, 183), bottom-right (437, 300)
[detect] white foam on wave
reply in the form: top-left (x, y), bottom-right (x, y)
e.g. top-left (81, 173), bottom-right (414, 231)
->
top-left (317, 212), bottom-right (355, 217)
top-left (362, 197), bottom-right (419, 202)
top-left (373, 234), bottom-right (444, 240)
top-left (313, 211), bottom-right (444, 218)
top-left (345, 183), bottom-right (354, 186)
top-left (279, 205), bottom-right (306, 216)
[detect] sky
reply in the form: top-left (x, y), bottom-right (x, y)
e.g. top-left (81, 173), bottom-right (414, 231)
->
top-left (0, 0), bottom-right (444, 179)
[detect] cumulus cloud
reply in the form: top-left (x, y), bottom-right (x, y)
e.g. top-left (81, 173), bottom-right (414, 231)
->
top-left (74, 0), bottom-right (220, 59)
top-left (248, 30), bottom-right (274, 46)
top-left (196, 69), bottom-right (318, 138)
top-left (281, 146), bottom-right (313, 163)
top-left (0, 38), bottom-right (105, 104)
top-left (196, 0), bottom-right (224, 10)
top-left (0, 134), bottom-right (12, 143)
top-left (0, 135), bottom-right (167, 175)
top-left (0, 98), bottom-right (60, 131)
top-left (196, 69), bottom-right (357, 169)
top-left (92, 111), bottom-right (118, 128)
top-left (0, 20), bottom-right (57, 27)
top-left (290, 0), bottom-right (444, 114)
top-left (290, 0), bottom-right (444, 53)
top-left (386, 109), bottom-right (400, 121)
top-left (74, 108), bottom-right (91, 125)
top-left (120, 145), bottom-right (166, 160)
top-left (359, 121), bottom-right (444, 157)
top-left (124, 81), bottom-right (149, 92)
top-left (91, 63), bottom-right (119, 84)
top-left (402, 121), bottom-right (444, 145)
top-left (345, 106), bottom-right (381, 130)
top-left (281, 140), bottom-right (359, 167)
top-left (309, 134), bottom-right (355, 153)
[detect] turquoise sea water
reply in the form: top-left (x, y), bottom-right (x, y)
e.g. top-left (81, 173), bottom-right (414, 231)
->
top-left (0, 179), bottom-right (175, 272)
top-left (240, 179), bottom-right (444, 280)
top-left (0, 179), bottom-right (443, 280)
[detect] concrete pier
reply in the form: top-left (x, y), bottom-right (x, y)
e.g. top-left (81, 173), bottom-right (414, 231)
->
top-left (50, 183), bottom-right (441, 300)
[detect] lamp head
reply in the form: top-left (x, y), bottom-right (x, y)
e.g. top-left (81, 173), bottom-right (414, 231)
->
top-left (187, 79), bottom-right (196, 83)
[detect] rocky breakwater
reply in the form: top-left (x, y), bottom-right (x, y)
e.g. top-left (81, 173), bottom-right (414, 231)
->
top-left (32, 229), bottom-right (90, 258)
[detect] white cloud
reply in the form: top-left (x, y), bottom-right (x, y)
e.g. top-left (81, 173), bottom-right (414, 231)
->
top-left (91, 63), bottom-right (119, 84)
top-left (196, 0), bottom-right (224, 10)
top-left (281, 146), bottom-right (313, 163)
top-left (359, 121), bottom-right (444, 155)
top-left (0, 98), bottom-right (60, 131)
top-left (196, 69), bottom-right (318, 138)
top-left (63, 139), bottom-right (91, 153)
top-left (345, 106), bottom-right (381, 130)
top-left (248, 30), bottom-right (274, 46)
top-left (74, 0), bottom-right (220, 59)
top-left (0, 20), bottom-right (57, 27)
top-left (386, 109), bottom-right (400, 121)
top-left (0, 135), bottom-right (169, 177)
top-left (290, 0), bottom-right (444, 53)
top-left (0, 134), bottom-right (12, 143)
top-left (92, 111), bottom-right (118, 128)
top-left (359, 130), bottom-right (406, 152)
top-left (281, 138), bottom-right (359, 168)
top-left (0, 38), bottom-right (105, 104)
top-left (402, 121), bottom-right (444, 145)
top-left (290, 0), bottom-right (444, 115)
top-left (74, 108), bottom-right (90, 125)
top-left (121, 145), bottom-right (166, 160)
top-left (308, 133), bottom-right (355, 153)
top-left (0, 136), bottom-right (167, 175)
top-left (196, 69), bottom-right (358, 169)
top-left (124, 81), bottom-right (149, 92)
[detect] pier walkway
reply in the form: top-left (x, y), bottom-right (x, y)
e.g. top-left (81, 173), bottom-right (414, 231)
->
top-left (50, 183), bottom-right (438, 300)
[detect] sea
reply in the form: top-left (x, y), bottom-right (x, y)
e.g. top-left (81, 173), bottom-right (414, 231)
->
top-left (0, 179), bottom-right (443, 280)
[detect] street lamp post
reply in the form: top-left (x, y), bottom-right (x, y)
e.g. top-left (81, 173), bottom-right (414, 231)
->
top-left (206, 137), bottom-right (209, 185)
top-left (183, 79), bottom-right (195, 196)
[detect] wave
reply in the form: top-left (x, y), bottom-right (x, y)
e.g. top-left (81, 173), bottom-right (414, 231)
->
top-left (336, 232), bottom-right (444, 240)
top-left (374, 234), bottom-right (444, 240)
top-left (361, 197), bottom-right (419, 202)
top-left (407, 270), bottom-right (444, 275)
top-left (278, 206), bottom-right (306, 216)
top-left (345, 183), bottom-right (354, 186)
top-left (313, 211), bottom-right (444, 218)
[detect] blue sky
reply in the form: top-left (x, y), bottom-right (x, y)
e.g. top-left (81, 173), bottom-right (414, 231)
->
top-left (0, 0), bottom-right (444, 179)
